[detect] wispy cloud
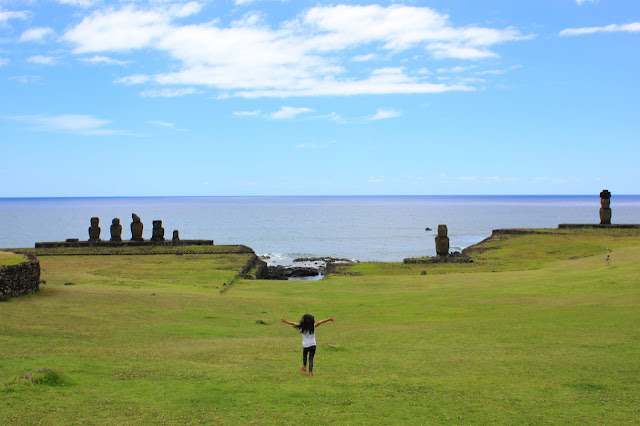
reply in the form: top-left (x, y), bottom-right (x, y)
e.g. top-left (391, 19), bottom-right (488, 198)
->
top-left (27, 55), bottom-right (57, 65)
top-left (80, 55), bottom-right (130, 65)
top-left (0, 8), bottom-right (28, 26)
top-left (54, 0), bottom-right (100, 8)
top-left (62, 3), bottom-right (530, 98)
top-left (476, 65), bottom-right (522, 75)
top-left (367, 108), bottom-right (402, 121)
top-left (232, 110), bottom-right (262, 117)
top-left (148, 120), bottom-right (185, 131)
top-left (8, 114), bottom-right (137, 136)
top-left (560, 22), bottom-right (640, 36)
top-left (269, 106), bottom-right (314, 119)
top-left (140, 87), bottom-right (199, 97)
top-left (20, 27), bottom-right (55, 43)
top-left (8, 75), bottom-right (41, 84)
top-left (0, 57), bottom-right (8, 66)
top-left (576, 0), bottom-right (598, 5)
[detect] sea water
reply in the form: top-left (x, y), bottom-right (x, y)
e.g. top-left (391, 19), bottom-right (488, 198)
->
top-left (1, 196), bottom-right (639, 262)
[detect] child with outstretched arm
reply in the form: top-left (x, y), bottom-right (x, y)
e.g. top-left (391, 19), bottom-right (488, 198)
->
top-left (281, 314), bottom-right (335, 376)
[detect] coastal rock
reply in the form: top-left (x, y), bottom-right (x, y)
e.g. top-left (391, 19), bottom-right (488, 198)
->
top-left (256, 265), bottom-right (321, 280)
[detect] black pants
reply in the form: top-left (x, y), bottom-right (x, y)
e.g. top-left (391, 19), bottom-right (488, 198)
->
top-left (303, 346), bottom-right (316, 372)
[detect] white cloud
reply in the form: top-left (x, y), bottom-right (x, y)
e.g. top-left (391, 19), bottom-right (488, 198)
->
top-left (269, 106), bottom-right (314, 119)
top-left (0, 57), bottom-right (8, 66)
top-left (368, 176), bottom-right (384, 184)
top-left (560, 22), bottom-right (640, 36)
top-left (20, 27), bottom-right (55, 43)
top-left (232, 110), bottom-right (261, 117)
top-left (27, 55), bottom-right (57, 65)
top-left (54, 0), bottom-right (97, 7)
top-left (0, 8), bottom-right (28, 26)
top-left (62, 4), bottom-right (529, 98)
top-left (475, 65), bottom-right (522, 75)
top-left (351, 53), bottom-right (378, 62)
top-left (367, 108), bottom-right (402, 121)
top-left (115, 74), bottom-right (151, 85)
top-left (576, 0), bottom-right (598, 5)
top-left (437, 65), bottom-right (475, 73)
top-left (148, 120), bottom-right (185, 131)
top-left (80, 55), bottom-right (130, 65)
top-left (9, 114), bottom-right (131, 135)
top-left (140, 87), bottom-right (198, 97)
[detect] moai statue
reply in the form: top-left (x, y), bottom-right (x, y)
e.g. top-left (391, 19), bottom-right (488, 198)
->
top-left (172, 230), bottom-right (180, 242)
top-left (151, 220), bottom-right (165, 241)
top-left (435, 224), bottom-right (450, 257)
top-left (599, 190), bottom-right (612, 225)
top-left (88, 217), bottom-right (101, 241)
top-left (110, 218), bottom-right (122, 242)
top-left (131, 213), bottom-right (144, 241)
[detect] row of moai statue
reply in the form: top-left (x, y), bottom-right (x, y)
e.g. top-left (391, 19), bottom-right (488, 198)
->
top-left (88, 213), bottom-right (180, 242)
top-left (600, 189), bottom-right (611, 225)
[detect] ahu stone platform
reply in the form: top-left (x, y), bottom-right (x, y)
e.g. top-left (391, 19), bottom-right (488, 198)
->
top-left (558, 224), bottom-right (640, 229)
top-left (35, 239), bottom-right (214, 248)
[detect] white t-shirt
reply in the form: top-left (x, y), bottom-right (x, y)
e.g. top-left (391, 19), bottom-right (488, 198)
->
top-left (301, 331), bottom-right (316, 348)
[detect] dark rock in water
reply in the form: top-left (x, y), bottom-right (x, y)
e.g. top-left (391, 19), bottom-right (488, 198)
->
top-left (255, 320), bottom-right (268, 325)
top-left (425, 227), bottom-right (431, 231)
top-left (256, 265), bottom-right (321, 280)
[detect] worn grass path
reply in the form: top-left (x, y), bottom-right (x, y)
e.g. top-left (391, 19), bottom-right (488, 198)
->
top-left (1, 229), bottom-right (639, 424)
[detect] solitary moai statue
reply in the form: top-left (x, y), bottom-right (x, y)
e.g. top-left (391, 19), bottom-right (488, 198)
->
top-left (599, 190), bottom-right (612, 225)
top-left (88, 217), bottom-right (101, 241)
top-left (131, 213), bottom-right (144, 241)
top-left (172, 230), bottom-right (180, 242)
top-left (110, 218), bottom-right (122, 242)
top-left (435, 224), bottom-right (450, 256)
top-left (151, 220), bottom-right (165, 241)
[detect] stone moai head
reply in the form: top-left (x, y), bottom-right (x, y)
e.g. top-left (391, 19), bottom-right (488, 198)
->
top-left (151, 220), bottom-right (165, 241)
top-left (435, 224), bottom-right (450, 257)
top-left (110, 218), bottom-right (123, 242)
top-left (172, 230), bottom-right (180, 241)
top-left (130, 213), bottom-right (144, 241)
top-left (599, 189), bottom-right (612, 225)
top-left (88, 217), bottom-right (101, 241)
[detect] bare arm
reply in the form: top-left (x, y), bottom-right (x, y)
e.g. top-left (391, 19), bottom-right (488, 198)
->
top-left (314, 317), bottom-right (335, 328)
top-left (281, 318), bottom-right (299, 326)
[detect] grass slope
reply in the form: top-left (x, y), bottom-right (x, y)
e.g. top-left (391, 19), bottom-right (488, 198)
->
top-left (0, 251), bottom-right (29, 267)
top-left (1, 229), bottom-right (639, 424)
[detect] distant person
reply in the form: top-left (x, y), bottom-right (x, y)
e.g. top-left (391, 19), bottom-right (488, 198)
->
top-left (605, 254), bottom-right (610, 266)
top-left (281, 314), bottom-right (335, 376)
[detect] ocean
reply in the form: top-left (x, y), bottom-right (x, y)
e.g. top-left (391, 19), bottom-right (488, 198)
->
top-left (1, 196), bottom-right (639, 262)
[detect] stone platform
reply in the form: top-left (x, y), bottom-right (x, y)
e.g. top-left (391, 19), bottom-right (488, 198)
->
top-left (558, 224), bottom-right (640, 229)
top-left (35, 239), bottom-right (214, 248)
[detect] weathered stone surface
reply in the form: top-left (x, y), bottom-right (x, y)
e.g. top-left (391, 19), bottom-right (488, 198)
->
top-left (151, 220), bottom-right (165, 242)
top-left (110, 218), bottom-right (122, 242)
top-left (435, 224), bottom-right (450, 256)
top-left (88, 217), bottom-right (101, 241)
top-left (172, 230), bottom-right (180, 241)
top-left (131, 213), bottom-right (143, 241)
top-left (255, 265), bottom-right (321, 280)
top-left (0, 256), bottom-right (40, 301)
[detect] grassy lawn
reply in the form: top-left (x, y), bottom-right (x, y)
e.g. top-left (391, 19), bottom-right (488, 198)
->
top-left (0, 251), bottom-right (29, 267)
top-left (1, 229), bottom-right (639, 424)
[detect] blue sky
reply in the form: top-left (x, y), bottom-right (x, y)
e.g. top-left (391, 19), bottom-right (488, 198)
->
top-left (0, 0), bottom-right (638, 197)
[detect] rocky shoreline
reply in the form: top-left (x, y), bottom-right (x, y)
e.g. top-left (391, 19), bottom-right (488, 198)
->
top-left (256, 256), bottom-right (358, 280)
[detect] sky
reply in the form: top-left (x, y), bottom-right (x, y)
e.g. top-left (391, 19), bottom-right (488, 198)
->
top-left (0, 0), bottom-right (638, 197)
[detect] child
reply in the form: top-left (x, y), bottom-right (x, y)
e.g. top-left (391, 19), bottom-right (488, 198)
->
top-left (281, 314), bottom-right (335, 376)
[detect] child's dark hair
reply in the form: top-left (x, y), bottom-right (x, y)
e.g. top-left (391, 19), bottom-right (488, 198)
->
top-left (296, 314), bottom-right (315, 334)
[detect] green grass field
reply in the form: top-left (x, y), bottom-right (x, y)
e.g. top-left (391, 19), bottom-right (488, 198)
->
top-left (1, 229), bottom-right (639, 424)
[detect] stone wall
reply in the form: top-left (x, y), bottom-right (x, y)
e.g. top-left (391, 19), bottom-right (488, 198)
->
top-left (0, 256), bottom-right (41, 301)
